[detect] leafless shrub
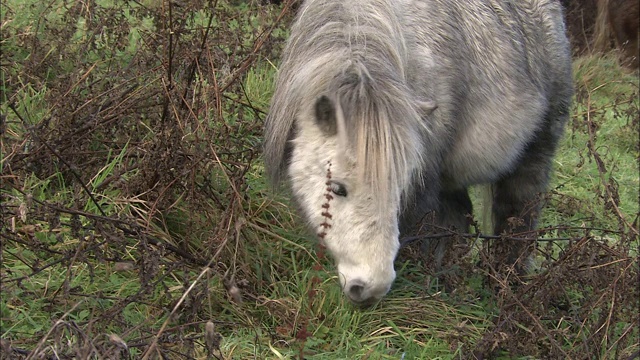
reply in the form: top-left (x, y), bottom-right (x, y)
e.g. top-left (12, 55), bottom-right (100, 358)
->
top-left (2, 0), bottom-right (295, 358)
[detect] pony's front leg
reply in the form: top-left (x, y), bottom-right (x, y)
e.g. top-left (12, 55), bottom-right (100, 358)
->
top-left (399, 186), bottom-right (471, 270)
top-left (491, 150), bottom-right (553, 275)
top-left (431, 188), bottom-right (473, 268)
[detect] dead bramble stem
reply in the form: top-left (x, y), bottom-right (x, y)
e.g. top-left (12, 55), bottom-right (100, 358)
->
top-left (317, 161), bottom-right (333, 239)
top-left (316, 161), bottom-right (334, 259)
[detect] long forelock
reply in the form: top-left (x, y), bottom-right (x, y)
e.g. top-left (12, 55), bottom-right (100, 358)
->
top-left (336, 66), bottom-right (427, 209)
top-left (265, 0), bottom-right (428, 208)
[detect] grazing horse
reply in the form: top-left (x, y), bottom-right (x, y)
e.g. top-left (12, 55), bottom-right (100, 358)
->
top-left (264, 0), bottom-right (573, 304)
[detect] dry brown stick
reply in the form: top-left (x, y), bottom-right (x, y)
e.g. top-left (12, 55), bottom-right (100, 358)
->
top-left (2, 184), bottom-right (212, 277)
top-left (218, 0), bottom-right (296, 94)
top-left (7, 103), bottom-right (107, 217)
top-left (25, 299), bottom-right (85, 360)
top-left (140, 211), bottom-right (240, 359)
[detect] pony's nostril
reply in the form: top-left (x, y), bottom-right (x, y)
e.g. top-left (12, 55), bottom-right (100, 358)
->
top-left (349, 284), bottom-right (364, 297)
top-left (346, 280), bottom-right (367, 302)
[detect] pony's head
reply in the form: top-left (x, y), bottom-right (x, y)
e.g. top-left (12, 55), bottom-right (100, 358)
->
top-left (278, 67), bottom-right (436, 304)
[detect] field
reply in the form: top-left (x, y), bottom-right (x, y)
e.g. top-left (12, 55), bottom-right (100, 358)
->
top-left (1, 1), bottom-right (638, 359)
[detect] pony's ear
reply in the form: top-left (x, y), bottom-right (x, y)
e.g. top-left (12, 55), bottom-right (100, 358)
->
top-left (314, 95), bottom-right (338, 136)
top-left (418, 99), bottom-right (437, 116)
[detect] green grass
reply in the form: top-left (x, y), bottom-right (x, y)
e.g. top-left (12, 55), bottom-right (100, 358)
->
top-left (1, 1), bottom-right (638, 359)
top-left (546, 55), bottom-right (639, 230)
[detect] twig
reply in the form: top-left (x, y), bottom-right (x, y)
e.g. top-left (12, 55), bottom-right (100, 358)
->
top-left (7, 103), bottom-right (107, 217)
top-left (584, 82), bottom-right (639, 236)
top-left (140, 216), bottom-right (238, 359)
top-left (25, 300), bottom-right (85, 360)
top-left (219, 0), bottom-right (295, 94)
top-left (2, 184), bottom-right (212, 283)
top-left (401, 230), bottom-right (590, 248)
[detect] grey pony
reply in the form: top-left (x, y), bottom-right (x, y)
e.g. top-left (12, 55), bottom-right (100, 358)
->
top-left (264, 0), bottom-right (573, 304)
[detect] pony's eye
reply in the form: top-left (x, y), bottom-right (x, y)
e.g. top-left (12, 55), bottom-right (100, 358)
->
top-left (329, 181), bottom-right (348, 197)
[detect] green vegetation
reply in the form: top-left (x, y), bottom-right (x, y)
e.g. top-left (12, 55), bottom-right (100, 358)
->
top-left (1, 1), bottom-right (637, 359)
